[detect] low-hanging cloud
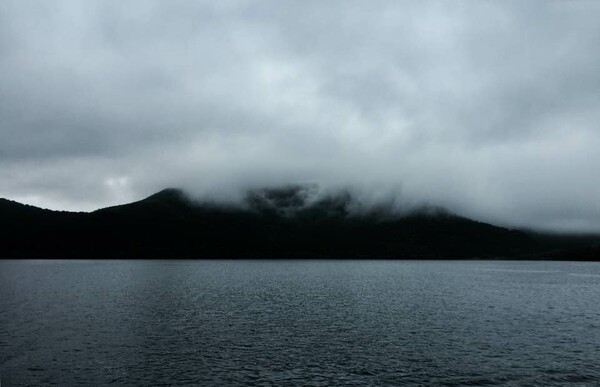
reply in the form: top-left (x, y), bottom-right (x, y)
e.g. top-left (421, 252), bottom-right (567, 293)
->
top-left (1, 0), bottom-right (600, 231)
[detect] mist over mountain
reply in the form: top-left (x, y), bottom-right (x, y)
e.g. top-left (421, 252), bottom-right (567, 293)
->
top-left (241, 184), bottom-right (442, 218)
top-left (4, 4), bottom-right (600, 387)
top-left (2, 185), bottom-right (599, 260)
top-left (2, 1), bottom-right (600, 232)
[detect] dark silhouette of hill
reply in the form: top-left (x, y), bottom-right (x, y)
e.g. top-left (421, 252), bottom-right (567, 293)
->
top-left (1, 186), bottom-right (598, 259)
top-left (543, 244), bottom-right (600, 261)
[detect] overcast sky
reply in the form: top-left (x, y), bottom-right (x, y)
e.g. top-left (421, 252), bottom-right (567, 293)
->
top-left (1, 0), bottom-right (600, 231)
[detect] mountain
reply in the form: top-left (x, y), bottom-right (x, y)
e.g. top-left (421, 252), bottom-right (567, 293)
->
top-left (1, 186), bottom-right (598, 259)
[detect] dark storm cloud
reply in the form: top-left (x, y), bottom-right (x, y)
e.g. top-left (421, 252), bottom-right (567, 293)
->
top-left (1, 0), bottom-right (600, 231)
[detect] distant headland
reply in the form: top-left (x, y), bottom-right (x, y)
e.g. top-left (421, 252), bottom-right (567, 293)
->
top-left (1, 186), bottom-right (599, 260)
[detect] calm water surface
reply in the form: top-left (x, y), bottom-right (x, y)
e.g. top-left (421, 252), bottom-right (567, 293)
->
top-left (1, 260), bottom-right (600, 386)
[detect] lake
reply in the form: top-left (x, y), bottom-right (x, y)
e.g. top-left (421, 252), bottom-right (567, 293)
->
top-left (1, 260), bottom-right (600, 386)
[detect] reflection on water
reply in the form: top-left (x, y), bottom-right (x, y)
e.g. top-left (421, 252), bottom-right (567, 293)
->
top-left (1, 260), bottom-right (600, 385)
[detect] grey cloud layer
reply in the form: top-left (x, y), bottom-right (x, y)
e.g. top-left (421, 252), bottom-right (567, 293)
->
top-left (1, 0), bottom-right (600, 231)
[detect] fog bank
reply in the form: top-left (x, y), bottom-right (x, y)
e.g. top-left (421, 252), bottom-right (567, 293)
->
top-left (1, 1), bottom-right (600, 231)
